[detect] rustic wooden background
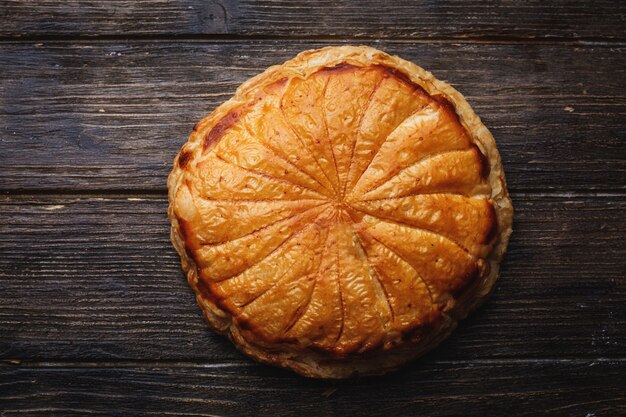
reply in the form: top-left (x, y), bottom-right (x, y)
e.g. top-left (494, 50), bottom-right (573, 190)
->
top-left (1, 1), bottom-right (625, 416)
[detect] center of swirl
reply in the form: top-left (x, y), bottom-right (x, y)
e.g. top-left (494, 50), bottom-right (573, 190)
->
top-left (172, 61), bottom-right (496, 356)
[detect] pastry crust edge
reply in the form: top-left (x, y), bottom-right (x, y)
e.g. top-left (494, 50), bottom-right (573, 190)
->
top-left (167, 45), bottom-right (514, 379)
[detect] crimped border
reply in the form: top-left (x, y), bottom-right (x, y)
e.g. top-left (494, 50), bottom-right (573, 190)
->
top-left (167, 45), bottom-right (513, 378)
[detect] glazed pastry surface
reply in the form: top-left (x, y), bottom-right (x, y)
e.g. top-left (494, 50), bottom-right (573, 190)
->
top-left (168, 46), bottom-right (513, 378)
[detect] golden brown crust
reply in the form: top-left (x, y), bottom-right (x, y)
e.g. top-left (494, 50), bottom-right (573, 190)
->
top-left (168, 45), bottom-right (513, 378)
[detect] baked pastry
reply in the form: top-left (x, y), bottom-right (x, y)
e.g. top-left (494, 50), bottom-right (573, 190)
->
top-left (168, 45), bottom-right (513, 378)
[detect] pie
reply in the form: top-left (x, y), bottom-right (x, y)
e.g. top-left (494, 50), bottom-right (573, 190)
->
top-left (168, 45), bottom-right (513, 378)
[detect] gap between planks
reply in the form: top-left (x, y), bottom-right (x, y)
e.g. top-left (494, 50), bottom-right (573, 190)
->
top-left (2, 190), bottom-right (626, 199)
top-left (2, 358), bottom-right (625, 369)
top-left (1, 34), bottom-right (626, 46)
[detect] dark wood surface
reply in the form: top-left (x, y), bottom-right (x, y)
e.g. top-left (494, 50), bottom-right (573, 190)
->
top-left (1, 41), bottom-right (624, 193)
top-left (1, 194), bottom-right (624, 361)
top-left (1, 1), bottom-right (625, 416)
top-left (2, 0), bottom-right (625, 40)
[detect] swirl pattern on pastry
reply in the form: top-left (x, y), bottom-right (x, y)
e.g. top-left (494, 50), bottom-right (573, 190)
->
top-left (168, 46), bottom-right (513, 378)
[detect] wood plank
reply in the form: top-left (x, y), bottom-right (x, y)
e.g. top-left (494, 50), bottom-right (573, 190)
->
top-left (1, 194), bottom-right (623, 361)
top-left (1, 0), bottom-right (625, 40)
top-left (1, 360), bottom-right (624, 416)
top-left (0, 41), bottom-right (624, 192)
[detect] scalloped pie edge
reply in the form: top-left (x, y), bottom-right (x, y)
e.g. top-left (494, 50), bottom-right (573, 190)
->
top-left (167, 45), bottom-right (513, 378)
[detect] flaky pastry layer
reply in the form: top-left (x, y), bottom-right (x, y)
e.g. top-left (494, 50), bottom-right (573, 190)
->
top-left (168, 45), bottom-right (513, 378)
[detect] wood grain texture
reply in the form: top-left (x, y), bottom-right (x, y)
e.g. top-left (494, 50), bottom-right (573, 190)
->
top-left (0, 41), bottom-right (624, 192)
top-left (1, 1), bottom-right (625, 414)
top-left (1, 194), bottom-right (624, 361)
top-left (1, 0), bottom-right (626, 40)
top-left (1, 360), bottom-right (625, 417)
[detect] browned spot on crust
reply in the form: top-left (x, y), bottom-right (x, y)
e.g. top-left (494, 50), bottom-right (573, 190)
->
top-left (471, 143), bottom-right (491, 178)
top-left (192, 121), bottom-right (202, 132)
top-left (203, 108), bottom-right (242, 152)
top-left (482, 202), bottom-right (498, 244)
top-left (431, 93), bottom-right (464, 126)
top-left (379, 66), bottom-right (429, 95)
top-left (451, 263), bottom-right (481, 298)
top-left (317, 62), bottom-right (361, 74)
top-left (178, 218), bottom-right (197, 256)
top-left (176, 217), bottom-right (189, 241)
top-left (195, 278), bottom-right (223, 306)
top-left (201, 78), bottom-right (290, 153)
top-left (237, 319), bottom-right (253, 331)
top-left (178, 150), bottom-right (193, 169)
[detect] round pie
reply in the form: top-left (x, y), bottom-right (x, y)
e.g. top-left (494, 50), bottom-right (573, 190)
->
top-left (168, 45), bottom-right (513, 378)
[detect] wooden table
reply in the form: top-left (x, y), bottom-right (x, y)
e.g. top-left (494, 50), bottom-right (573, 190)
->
top-left (1, 1), bottom-right (624, 416)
